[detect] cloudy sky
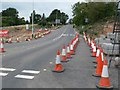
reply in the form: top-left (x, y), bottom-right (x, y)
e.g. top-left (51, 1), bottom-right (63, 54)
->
top-left (0, 0), bottom-right (86, 21)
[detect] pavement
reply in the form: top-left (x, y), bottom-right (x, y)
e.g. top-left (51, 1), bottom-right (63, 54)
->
top-left (0, 25), bottom-right (119, 89)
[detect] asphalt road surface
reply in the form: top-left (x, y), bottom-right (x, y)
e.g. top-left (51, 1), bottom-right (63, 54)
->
top-left (1, 25), bottom-right (119, 89)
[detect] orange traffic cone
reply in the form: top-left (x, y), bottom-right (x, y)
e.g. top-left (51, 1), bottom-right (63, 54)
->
top-left (16, 37), bottom-right (20, 43)
top-left (73, 38), bottom-right (76, 50)
top-left (0, 38), bottom-right (4, 44)
top-left (52, 49), bottom-right (65, 72)
top-left (93, 47), bottom-right (100, 63)
top-left (87, 37), bottom-right (91, 47)
top-left (35, 35), bottom-right (38, 39)
top-left (38, 34), bottom-right (41, 38)
top-left (70, 40), bottom-right (75, 55)
top-left (25, 38), bottom-right (28, 41)
top-left (28, 37), bottom-right (31, 41)
top-left (91, 45), bottom-right (96, 57)
top-left (76, 34), bottom-right (79, 44)
top-left (92, 48), bottom-right (103, 77)
top-left (8, 38), bottom-right (12, 43)
top-left (83, 32), bottom-right (87, 42)
top-left (66, 44), bottom-right (71, 58)
top-left (0, 41), bottom-right (5, 53)
top-left (61, 45), bottom-right (69, 62)
top-left (96, 58), bottom-right (113, 89)
top-left (90, 40), bottom-right (94, 51)
top-left (74, 35), bottom-right (79, 49)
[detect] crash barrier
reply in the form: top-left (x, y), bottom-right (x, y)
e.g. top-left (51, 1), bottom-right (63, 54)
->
top-left (94, 33), bottom-right (119, 55)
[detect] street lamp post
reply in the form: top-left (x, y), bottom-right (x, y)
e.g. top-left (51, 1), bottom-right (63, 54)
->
top-left (32, 11), bottom-right (34, 38)
top-left (32, 0), bottom-right (34, 38)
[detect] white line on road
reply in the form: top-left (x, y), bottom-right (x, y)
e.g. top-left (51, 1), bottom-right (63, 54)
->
top-left (43, 69), bottom-right (47, 71)
top-left (0, 68), bottom-right (16, 72)
top-left (53, 28), bottom-right (67, 41)
top-left (53, 34), bottom-right (62, 41)
top-left (15, 74), bottom-right (34, 80)
top-left (62, 34), bottom-right (69, 36)
top-left (0, 72), bottom-right (8, 76)
top-left (49, 62), bottom-right (53, 64)
top-left (22, 70), bottom-right (40, 74)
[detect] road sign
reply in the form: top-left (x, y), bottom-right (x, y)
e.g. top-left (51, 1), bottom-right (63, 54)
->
top-left (55, 19), bottom-right (60, 24)
top-left (26, 24), bottom-right (29, 30)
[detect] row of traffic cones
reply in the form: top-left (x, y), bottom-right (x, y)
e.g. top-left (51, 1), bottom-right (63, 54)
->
top-left (34, 30), bottom-right (51, 39)
top-left (94, 50), bottom-right (113, 89)
top-left (2, 30), bottom-right (51, 43)
top-left (52, 32), bottom-right (79, 73)
top-left (0, 30), bottom-right (51, 53)
top-left (83, 32), bottom-right (113, 89)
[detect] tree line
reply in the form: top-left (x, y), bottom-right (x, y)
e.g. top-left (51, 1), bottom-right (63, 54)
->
top-left (0, 8), bottom-right (69, 27)
top-left (72, 2), bottom-right (116, 26)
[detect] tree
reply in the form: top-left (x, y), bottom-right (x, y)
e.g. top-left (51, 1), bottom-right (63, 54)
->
top-left (61, 12), bottom-right (69, 24)
top-left (72, 2), bottom-right (116, 26)
top-left (39, 13), bottom-right (47, 27)
top-left (2, 7), bottom-right (18, 18)
top-left (1, 7), bottom-right (26, 26)
top-left (47, 9), bottom-right (69, 24)
top-left (25, 20), bottom-right (29, 24)
top-left (30, 10), bottom-right (41, 24)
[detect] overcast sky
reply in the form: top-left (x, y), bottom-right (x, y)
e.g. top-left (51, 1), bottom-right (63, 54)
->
top-left (0, 0), bottom-right (86, 21)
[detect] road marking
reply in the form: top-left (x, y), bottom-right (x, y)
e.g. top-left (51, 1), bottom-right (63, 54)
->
top-left (53, 34), bottom-right (62, 41)
top-left (0, 68), bottom-right (16, 72)
top-left (43, 69), bottom-right (47, 71)
top-left (0, 72), bottom-right (8, 76)
top-left (50, 62), bottom-right (53, 64)
top-left (15, 74), bottom-right (34, 80)
top-left (22, 70), bottom-right (40, 74)
top-left (62, 34), bottom-right (69, 36)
